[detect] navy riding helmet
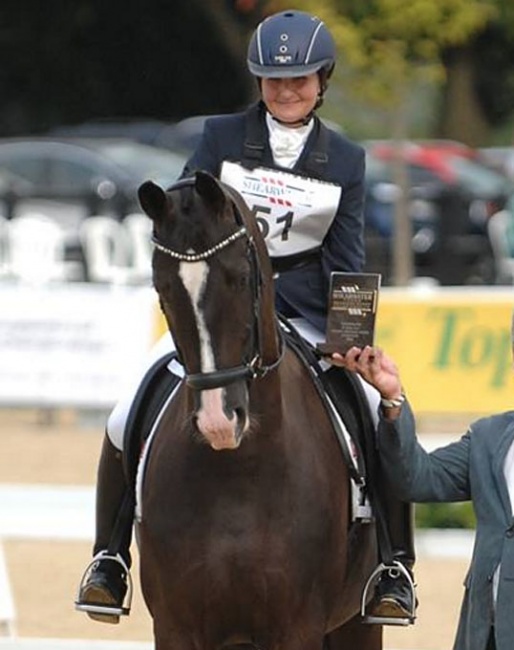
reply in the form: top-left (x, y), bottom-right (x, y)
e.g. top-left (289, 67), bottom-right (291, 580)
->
top-left (247, 10), bottom-right (336, 79)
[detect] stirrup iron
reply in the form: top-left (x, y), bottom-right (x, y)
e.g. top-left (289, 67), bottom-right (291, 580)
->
top-left (75, 551), bottom-right (133, 618)
top-left (360, 560), bottom-right (416, 626)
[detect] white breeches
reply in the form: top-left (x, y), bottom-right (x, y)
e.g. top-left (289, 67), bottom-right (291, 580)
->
top-left (107, 333), bottom-right (179, 450)
top-left (106, 318), bottom-right (380, 451)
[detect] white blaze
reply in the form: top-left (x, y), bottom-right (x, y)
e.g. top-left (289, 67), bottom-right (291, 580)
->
top-left (179, 260), bottom-right (214, 371)
top-left (179, 260), bottom-right (238, 449)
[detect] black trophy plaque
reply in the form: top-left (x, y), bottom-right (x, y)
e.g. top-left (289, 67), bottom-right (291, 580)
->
top-left (316, 272), bottom-right (381, 356)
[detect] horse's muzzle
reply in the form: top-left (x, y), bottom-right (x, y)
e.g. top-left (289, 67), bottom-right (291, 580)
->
top-left (192, 383), bottom-right (249, 450)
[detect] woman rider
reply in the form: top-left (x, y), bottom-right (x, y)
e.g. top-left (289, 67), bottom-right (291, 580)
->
top-left (76, 9), bottom-right (417, 626)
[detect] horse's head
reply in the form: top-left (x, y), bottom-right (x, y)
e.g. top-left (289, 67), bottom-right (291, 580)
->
top-left (138, 171), bottom-right (281, 451)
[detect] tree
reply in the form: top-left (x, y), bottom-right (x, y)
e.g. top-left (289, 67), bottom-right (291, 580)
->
top-left (266, 0), bottom-right (495, 285)
top-left (438, 2), bottom-right (514, 145)
top-left (0, 0), bottom-right (266, 135)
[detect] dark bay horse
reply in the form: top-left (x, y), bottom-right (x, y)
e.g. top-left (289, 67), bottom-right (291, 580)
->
top-left (136, 172), bottom-right (382, 650)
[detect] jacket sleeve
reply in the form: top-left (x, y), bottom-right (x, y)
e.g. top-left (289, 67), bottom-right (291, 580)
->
top-left (377, 402), bottom-right (471, 503)
top-left (321, 141), bottom-right (366, 276)
top-left (180, 118), bottom-right (223, 179)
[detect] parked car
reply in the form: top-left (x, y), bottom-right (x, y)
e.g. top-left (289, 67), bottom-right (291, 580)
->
top-left (365, 140), bottom-right (512, 222)
top-left (45, 116), bottom-right (210, 155)
top-left (0, 137), bottom-right (187, 223)
top-left (363, 140), bottom-right (514, 285)
top-left (0, 137), bottom-right (188, 277)
top-left (478, 146), bottom-right (514, 181)
top-left (47, 118), bottom-right (179, 149)
top-left (47, 115), bottom-right (227, 155)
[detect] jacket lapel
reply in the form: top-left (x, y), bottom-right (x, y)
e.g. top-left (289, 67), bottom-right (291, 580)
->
top-left (492, 420), bottom-right (514, 517)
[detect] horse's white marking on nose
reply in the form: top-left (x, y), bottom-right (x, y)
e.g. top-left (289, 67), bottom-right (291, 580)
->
top-left (179, 260), bottom-right (214, 371)
top-left (179, 260), bottom-right (238, 448)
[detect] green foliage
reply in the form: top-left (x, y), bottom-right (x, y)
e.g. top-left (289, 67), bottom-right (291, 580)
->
top-left (473, 23), bottom-right (514, 126)
top-left (415, 502), bottom-right (476, 529)
top-left (266, 0), bottom-right (495, 112)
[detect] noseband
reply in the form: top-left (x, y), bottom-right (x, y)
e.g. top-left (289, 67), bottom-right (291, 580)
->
top-left (151, 180), bottom-right (284, 391)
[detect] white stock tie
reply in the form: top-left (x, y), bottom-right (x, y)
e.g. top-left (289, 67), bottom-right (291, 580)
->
top-left (266, 112), bottom-right (313, 169)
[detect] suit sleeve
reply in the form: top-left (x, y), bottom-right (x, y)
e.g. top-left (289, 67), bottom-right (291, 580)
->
top-left (377, 402), bottom-right (471, 503)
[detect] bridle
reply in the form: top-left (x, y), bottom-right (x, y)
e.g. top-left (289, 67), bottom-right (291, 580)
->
top-left (151, 178), bottom-right (284, 391)
top-left (152, 227), bottom-right (247, 262)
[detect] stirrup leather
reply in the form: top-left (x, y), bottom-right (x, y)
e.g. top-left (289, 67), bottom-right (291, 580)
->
top-left (360, 560), bottom-right (416, 626)
top-left (75, 551), bottom-right (133, 617)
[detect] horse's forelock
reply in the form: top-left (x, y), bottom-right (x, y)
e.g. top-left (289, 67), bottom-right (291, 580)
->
top-left (162, 184), bottom-right (221, 253)
top-left (178, 184), bottom-right (195, 215)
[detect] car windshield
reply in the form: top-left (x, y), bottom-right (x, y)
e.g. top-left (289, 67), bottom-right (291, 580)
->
top-left (365, 154), bottom-right (442, 188)
top-left (91, 141), bottom-right (187, 185)
top-left (449, 157), bottom-right (512, 196)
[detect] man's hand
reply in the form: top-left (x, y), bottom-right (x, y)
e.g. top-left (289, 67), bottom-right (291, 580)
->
top-left (329, 346), bottom-right (403, 402)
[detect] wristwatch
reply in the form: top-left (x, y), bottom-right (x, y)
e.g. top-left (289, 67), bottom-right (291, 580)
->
top-left (380, 393), bottom-right (406, 409)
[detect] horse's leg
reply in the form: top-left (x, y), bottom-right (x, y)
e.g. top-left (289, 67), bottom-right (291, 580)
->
top-left (153, 628), bottom-right (196, 650)
top-left (325, 614), bottom-right (383, 650)
top-left (271, 621), bottom-right (327, 650)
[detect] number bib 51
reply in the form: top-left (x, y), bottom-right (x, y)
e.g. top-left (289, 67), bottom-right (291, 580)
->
top-left (221, 161), bottom-right (342, 258)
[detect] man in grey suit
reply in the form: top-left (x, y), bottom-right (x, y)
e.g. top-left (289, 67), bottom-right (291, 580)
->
top-left (331, 327), bottom-right (514, 650)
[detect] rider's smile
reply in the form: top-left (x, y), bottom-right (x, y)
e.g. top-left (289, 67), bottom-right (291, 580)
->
top-left (261, 74), bottom-right (320, 126)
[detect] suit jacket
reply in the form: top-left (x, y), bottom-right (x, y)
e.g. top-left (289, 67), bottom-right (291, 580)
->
top-left (378, 404), bottom-right (514, 650)
top-left (180, 102), bottom-right (366, 332)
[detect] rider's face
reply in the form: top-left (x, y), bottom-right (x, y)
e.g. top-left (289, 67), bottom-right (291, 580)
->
top-left (261, 73), bottom-right (320, 126)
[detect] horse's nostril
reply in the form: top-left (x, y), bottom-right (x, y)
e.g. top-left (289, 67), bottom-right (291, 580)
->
top-left (234, 407), bottom-right (247, 430)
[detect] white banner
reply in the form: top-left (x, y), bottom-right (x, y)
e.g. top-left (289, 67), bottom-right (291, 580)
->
top-left (0, 282), bottom-right (158, 408)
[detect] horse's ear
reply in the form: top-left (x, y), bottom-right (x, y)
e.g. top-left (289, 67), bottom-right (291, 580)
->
top-left (195, 170), bottom-right (227, 215)
top-left (138, 181), bottom-right (167, 222)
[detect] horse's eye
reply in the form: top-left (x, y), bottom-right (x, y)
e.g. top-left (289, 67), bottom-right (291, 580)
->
top-left (224, 267), bottom-right (250, 292)
top-left (237, 273), bottom-right (250, 291)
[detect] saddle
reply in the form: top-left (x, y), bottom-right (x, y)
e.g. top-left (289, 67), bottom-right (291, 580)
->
top-left (122, 351), bottom-right (182, 486)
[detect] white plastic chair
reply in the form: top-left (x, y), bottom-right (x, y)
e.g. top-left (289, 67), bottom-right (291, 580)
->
top-left (123, 212), bottom-right (153, 284)
top-left (7, 213), bottom-right (73, 284)
top-left (487, 210), bottom-right (514, 284)
top-left (79, 215), bottom-right (133, 284)
top-left (0, 215), bottom-right (10, 279)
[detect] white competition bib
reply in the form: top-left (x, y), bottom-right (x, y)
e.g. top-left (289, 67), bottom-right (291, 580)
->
top-left (220, 161), bottom-right (342, 258)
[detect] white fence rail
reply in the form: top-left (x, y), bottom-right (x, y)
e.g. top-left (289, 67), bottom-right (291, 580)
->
top-left (0, 641), bottom-right (152, 650)
top-left (0, 544), bottom-right (15, 638)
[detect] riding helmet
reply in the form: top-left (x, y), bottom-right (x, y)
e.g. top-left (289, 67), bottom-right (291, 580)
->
top-left (247, 10), bottom-right (336, 79)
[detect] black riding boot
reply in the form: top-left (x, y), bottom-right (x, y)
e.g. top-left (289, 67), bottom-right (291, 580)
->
top-left (76, 434), bottom-right (132, 624)
top-left (370, 480), bottom-right (417, 621)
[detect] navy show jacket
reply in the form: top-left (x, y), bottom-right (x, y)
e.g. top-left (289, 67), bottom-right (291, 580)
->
top-left (180, 103), bottom-right (366, 333)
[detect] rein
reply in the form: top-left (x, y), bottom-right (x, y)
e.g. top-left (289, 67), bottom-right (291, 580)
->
top-left (151, 193), bottom-right (284, 390)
